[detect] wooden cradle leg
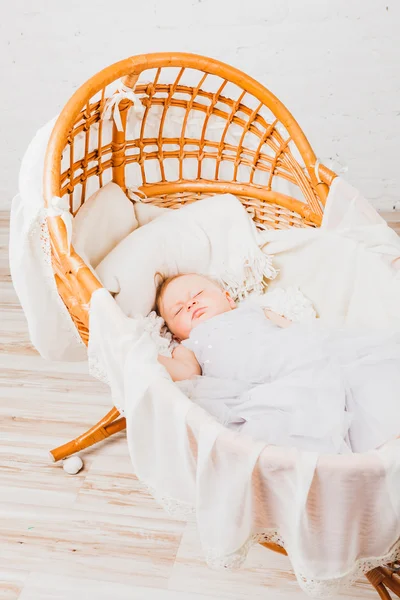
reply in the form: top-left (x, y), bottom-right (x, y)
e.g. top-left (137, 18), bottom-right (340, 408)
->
top-left (259, 541), bottom-right (288, 556)
top-left (49, 407), bottom-right (126, 462)
top-left (365, 566), bottom-right (400, 599)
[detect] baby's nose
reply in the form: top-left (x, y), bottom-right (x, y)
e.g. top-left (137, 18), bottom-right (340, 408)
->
top-left (187, 298), bottom-right (197, 310)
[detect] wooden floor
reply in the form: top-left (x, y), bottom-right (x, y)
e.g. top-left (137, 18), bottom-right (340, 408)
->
top-left (1, 210), bottom-right (399, 600)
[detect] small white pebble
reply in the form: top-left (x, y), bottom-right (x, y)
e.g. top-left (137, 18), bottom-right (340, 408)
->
top-left (63, 456), bottom-right (83, 475)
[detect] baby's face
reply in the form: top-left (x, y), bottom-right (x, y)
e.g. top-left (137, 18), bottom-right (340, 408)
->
top-left (160, 274), bottom-right (236, 341)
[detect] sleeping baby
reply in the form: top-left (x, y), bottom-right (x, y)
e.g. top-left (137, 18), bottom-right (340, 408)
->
top-left (156, 273), bottom-right (400, 454)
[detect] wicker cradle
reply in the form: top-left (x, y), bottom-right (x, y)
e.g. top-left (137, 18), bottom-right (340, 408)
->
top-left (43, 53), bottom-right (400, 597)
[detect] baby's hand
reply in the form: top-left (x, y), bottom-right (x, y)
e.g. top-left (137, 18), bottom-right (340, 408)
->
top-left (172, 344), bottom-right (196, 361)
top-left (158, 343), bottom-right (201, 381)
top-left (263, 308), bottom-right (293, 328)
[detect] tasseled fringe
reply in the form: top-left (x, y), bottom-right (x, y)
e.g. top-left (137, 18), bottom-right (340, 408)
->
top-left (217, 251), bottom-right (279, 301)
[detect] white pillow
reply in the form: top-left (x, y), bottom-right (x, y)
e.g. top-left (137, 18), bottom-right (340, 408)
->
top-left (134, 201), bottom-right (170, 227)
top-left (96, 194), bottom-right (277, 317)
top-left (73, 182), bottom-right (138, 268)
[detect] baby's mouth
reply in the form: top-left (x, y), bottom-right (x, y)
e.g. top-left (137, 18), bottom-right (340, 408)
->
top-left (192, 307), bottom-right (206, 320)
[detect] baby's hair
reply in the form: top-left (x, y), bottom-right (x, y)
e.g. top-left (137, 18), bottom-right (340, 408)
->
top-left (154, 272), bottom-right (224, 318)
top-left (154, 272), bottom-right (182, 317)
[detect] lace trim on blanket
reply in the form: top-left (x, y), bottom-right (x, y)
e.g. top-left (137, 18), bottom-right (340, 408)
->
top-left (87, 351), bottom-right (126, 415)
top-left (206, 532), bottom-right (400, 597)
top-left (296, 540), bottom-right (400, 598)
top-left (139, 483), bottom-right (400, 598)
top-left (140, 481), bottom-right (196, 520)
top-left (87, 349), bottom-right (111, 385)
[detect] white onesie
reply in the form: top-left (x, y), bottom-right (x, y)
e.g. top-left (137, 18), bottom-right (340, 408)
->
top-left (179, 299), bottom-right (400, 454)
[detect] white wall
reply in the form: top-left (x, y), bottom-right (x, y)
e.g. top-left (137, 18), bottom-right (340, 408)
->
top-left (1, 0), bottom-right (399, 209)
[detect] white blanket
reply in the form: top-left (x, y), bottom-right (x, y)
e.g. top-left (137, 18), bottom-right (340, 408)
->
top-left (88, 179), bottom-right (400, 598)
top-left (89, 288), bottom-right (400, 597)
top-left (260, 178), bottom-right (400, 330)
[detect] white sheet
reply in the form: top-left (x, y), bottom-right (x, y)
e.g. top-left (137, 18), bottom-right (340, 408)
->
top-left (9, 118), bottom-right (87, 361)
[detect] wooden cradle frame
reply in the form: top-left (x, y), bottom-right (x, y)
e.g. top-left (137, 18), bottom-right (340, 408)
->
top-left (42, 53), bottom-right (400, 597)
